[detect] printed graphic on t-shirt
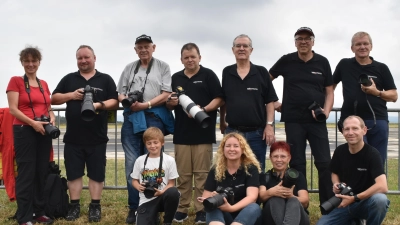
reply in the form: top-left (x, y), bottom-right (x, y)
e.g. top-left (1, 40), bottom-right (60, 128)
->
top-left (141, 168), bottom-right (166, 188)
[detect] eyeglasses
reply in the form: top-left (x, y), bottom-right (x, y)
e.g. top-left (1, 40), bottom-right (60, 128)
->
top-left (295, 37), bottom-right (313, 43)
top-left (234, 44), bottom-right (252, 49)
top-left (271, 155), bottom-right (288, 160)
top-left (135, 45), bottom-right (153, 50)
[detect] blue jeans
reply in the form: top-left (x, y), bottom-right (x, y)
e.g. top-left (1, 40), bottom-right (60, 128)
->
top-left (225, 127), bottom-right (267, 172)
top-left (316, 193), bottom-right (390, 225)
top-left (121, 111), bottom-right (166, 210)
top-left (364, 120), bottom-right (388, 165)
top-left (206, 203), bottom-right (261, 225)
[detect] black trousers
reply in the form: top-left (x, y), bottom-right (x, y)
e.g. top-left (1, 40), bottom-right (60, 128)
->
top-left (136, 187), bottom-right (180, 224)
top-left (262, 197), bottom-right (310, 225)
top-left (13, 125), bottom-right (52, 223)
top-left (285, 122), bottom-right (333, 213)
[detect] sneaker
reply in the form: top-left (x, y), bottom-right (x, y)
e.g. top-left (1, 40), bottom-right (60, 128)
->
top-left (173, 212), bottom-right (188, 223)
top-left (125, 209), bottom-right (136, 224)
top-left (33, 215), bottom-right (54, 224)
top-left (88, 203), bottom-right (102, 222)
top-left (66, 203), bottom-right (81, 221)
top-left (20, 222), bottom-right (34, 225)
top-left (195, 211), bottom-right (206, 224)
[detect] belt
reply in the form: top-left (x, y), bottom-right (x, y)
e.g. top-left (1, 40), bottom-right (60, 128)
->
top-left (228, 125), bottom-right (264, 132)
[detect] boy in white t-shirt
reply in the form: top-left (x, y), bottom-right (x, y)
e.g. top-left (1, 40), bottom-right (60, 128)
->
top-left (130, 127), bottom-right (180, 225)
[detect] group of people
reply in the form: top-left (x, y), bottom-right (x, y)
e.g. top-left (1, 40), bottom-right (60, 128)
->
top-left (6, 26), bottom-right (396, 225)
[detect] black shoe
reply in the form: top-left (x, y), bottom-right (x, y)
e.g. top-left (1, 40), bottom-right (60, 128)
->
top-left (66, 203), bottom-right (80, 221)
top-left (195, 211), bottom-right (206, 224)
top-left (125, 209), bottom-right (136, 224)
top-left (88, 203), bottom-right (101, 222)
top-left (173, 212), bottom-right (188, 223)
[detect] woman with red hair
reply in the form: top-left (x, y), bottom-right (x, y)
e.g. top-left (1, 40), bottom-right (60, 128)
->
top-left (259, 141), bottom-right (310, 225)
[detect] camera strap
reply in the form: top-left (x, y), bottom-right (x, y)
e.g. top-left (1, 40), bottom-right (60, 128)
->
top-left (353, 95), bottom-right (376, 130)
top-left (143, 149), bottom-right (163, 184)
top-left (23, 74), bottom-right (50, 119)
top-left (126, 58), bottom-right (154, 95)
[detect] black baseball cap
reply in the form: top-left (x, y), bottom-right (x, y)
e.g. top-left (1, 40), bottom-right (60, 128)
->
top-left (135, 34), bottom-right (153, 44)
top-left (294, 27), bottom-right (315, 37)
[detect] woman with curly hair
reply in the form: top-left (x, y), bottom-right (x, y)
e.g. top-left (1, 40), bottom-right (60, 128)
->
top-left (197, 132), bottom-right (261, 225)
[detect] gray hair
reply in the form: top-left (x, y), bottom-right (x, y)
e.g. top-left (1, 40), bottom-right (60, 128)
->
top-left (351, 32), bottom-right (372, 46)
top-left (233, 34), bottom-right (253, 47)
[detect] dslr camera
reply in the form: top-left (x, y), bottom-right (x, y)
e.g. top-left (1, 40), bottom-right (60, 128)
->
top-left (175, 86), bottom-right (210, 128)
top-left (34, 115), bottom-right (60, 139)
top-left (359, 74), bottom-right (372, 87)
top-left (143, 180), bottom-right (160, 199)
top-left (81, 85), bottom-right (103, 122)
top-left (320, 183), bottom-right (354, 213)
top-left (308, 101), bottom-right (327, 122)
top-left (203, 186), bottom-right (235, 212)
top-left (281, 168), bottom-right (299, 188)
top-left (121, 91), bottom-right (144, 108)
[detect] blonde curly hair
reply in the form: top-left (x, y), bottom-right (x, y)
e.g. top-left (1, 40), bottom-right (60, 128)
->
top-left (213, 132), bottom-right (261, 181)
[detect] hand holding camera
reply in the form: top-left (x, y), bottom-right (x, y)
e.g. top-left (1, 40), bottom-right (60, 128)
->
top-left (308, 101), bottom-right (327, 122)
top-left (359, 74), bottom-right (380, 96)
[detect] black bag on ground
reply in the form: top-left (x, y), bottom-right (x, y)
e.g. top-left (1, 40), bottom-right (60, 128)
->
top-left (44, 161), bottom-right (69, 219)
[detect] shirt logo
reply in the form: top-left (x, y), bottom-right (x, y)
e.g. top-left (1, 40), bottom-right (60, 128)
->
top-left (247, 88), bottom-right (258, 91)
top-left (357, 168), bottom-right (367, 171)
top-left (311, 71), bottom-right (322, 75)
top-left (193, 81), bottom-right (202, 84)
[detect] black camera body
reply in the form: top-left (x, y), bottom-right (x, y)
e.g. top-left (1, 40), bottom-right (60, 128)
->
top-left (308, 101), bottom-right (327, 122)
top-left (34, 115), bottom-right (60, 139)
top-left (143, 180), bottom-right (160, 199)
top-left (281, 168), bottom-right (299, 188)
top-left (203, 186), bottom-right (235, 212)
top-left (359, 74), bottom-right (372, 87)
top-left (81, 85), bottom-right (103, 122)
top-left (320, 183), bottom-right (354, 213)
top-left (121, 90), bottom-right (144, 108)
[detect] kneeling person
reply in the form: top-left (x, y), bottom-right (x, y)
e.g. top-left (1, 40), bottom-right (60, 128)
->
top-left (259, 141), bottom-right (309, 225)
top-left (131, 127), bottom-right (180, 225)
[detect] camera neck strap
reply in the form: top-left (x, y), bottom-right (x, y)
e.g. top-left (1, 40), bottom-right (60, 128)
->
top-left (23, 74), bottom-right (49, 119)
top-left (143, 149), bottom-right (163, 184)
top-left (353, 94), bottom-right (376, 131)
top-left (126, 57), bottom-right (154, 95)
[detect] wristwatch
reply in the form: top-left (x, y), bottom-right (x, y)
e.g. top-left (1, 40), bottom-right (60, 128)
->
top-left (147, 101), bottom-right (152, 109)
top-left (267, 121), bottom-right (274, 126)
top-left (354, 194), bottom-right (361, 202)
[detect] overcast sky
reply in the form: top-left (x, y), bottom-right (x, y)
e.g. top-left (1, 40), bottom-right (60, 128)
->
top-left (1, 0), bottom-right (399, 120)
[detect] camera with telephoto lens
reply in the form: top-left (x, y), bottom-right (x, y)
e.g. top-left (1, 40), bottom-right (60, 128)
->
top-left (143, 180), bottom-right (160, 199)
top-left (281, 168), bottom-right (299, 188)
top-left (175, 86), bottom-right (210, 128)
top-left (308, 101), bottom-right (327, 122)
top-left (320, 183), bottom-right (354, 213)
top-left (121, 90), bottom-right (144, 108)
top-left (359, 74), bottom-right (372, 87)
top-left (81, 85), bottom-right (103, 122)
top-left (34, 115), bottom-right (60, 139)
top-left (203, 186), bottom-right (235, 212)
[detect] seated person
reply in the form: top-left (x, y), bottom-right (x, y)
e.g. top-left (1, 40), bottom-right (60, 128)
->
top-left (198, 132), bottom-right (261, 225)
top-left (259, 141), bottom-right (310, 225)
top-left (317, 116), bottom-right (389, 225)
top-left (130, 127), bottom-right (180, 225)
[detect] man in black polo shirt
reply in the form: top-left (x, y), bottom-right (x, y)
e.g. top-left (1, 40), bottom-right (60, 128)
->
top-left (166, 43), bottom-right (223, 224)
top-left (333, 31), bottom-right (398, 165)
top-left (269, 27), bottom-right (334, 214)
top-left (220, 34), bottom-right (278, 172)
top-left (51, 45), bottom-right (118, 222)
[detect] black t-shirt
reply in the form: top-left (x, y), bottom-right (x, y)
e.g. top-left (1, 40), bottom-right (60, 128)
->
top-left (204, 165), bottom-right (260, 206)
top-left (52, 70), bottom-right (118, 145)
top-left (269, 51), bottom-right (333, 123)
top-left (222, 63), bottom-right (278, 127)
top-left (171, 66), bottom-right (223, 144)
top-left (259, 168), bottom-right (307, 199)
top-left (333, 57), bottom-right (397, 121)
top-left (330, 143), bottom-right (384, 194)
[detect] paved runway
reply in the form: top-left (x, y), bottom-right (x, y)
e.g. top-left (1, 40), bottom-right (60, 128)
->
top-left (52, 127), bottom-right (399, 159)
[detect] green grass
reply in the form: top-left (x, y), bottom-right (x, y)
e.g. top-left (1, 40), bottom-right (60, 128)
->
top-left (1, 159), bottom-right (399, 225)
